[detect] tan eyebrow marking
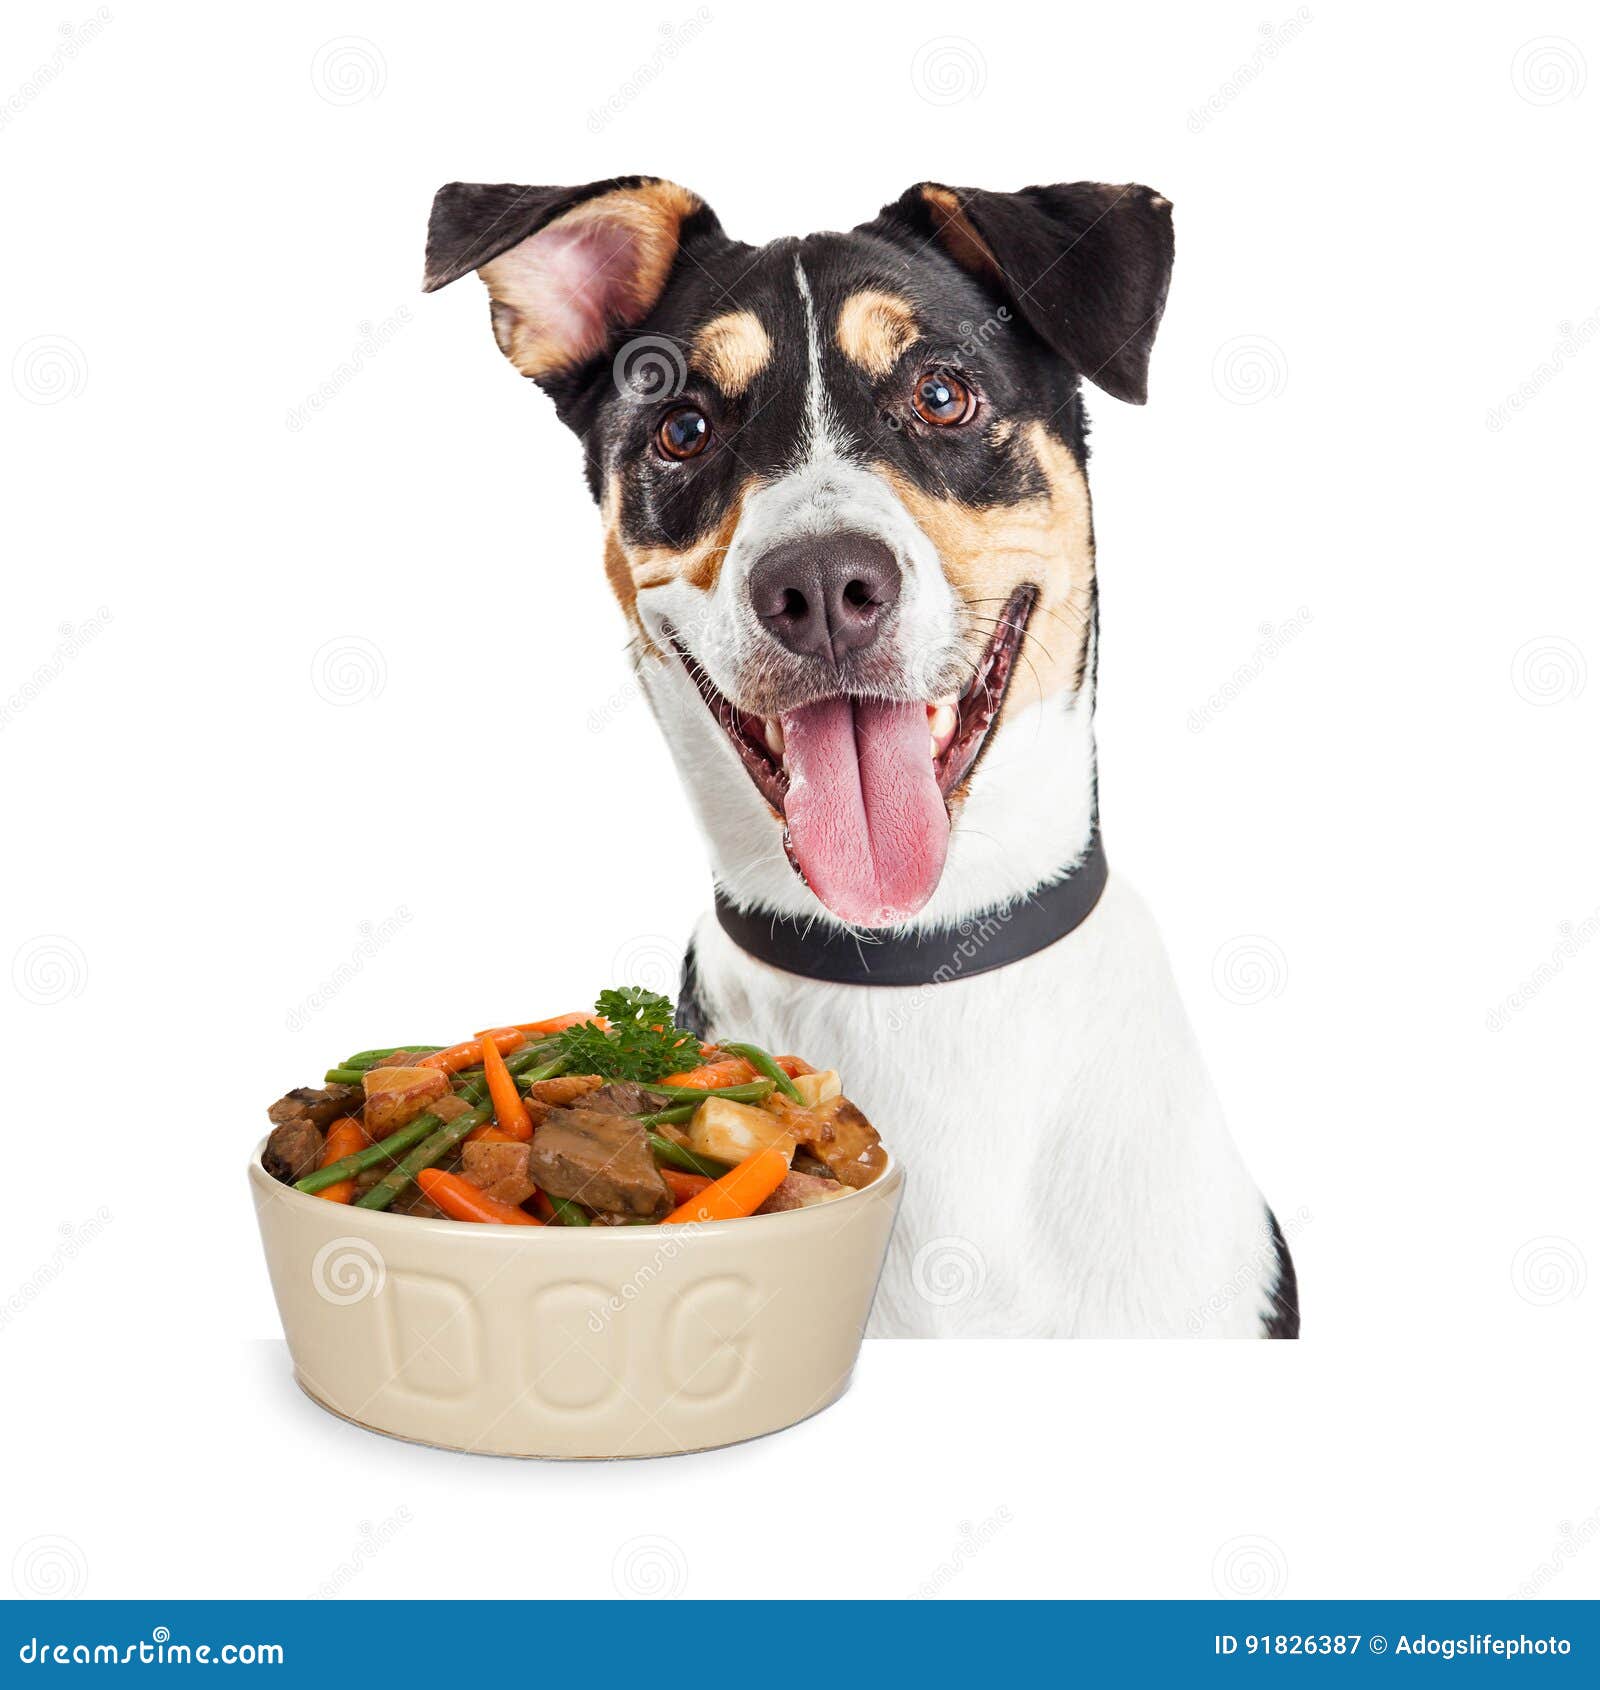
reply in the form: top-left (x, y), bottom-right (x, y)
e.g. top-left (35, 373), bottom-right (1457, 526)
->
top-left (690, 311), bottom-right (773, 397)
top-left (835, 290), bottom-right (920, 379)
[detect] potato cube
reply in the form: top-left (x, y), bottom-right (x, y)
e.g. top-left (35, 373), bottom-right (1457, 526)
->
top-left (790, 1069), bottom-right (842, 1107)
top-left (690, 1097), bottom-right (796, 1168)
top-left (363, 1064), bottom-right (450, 1135)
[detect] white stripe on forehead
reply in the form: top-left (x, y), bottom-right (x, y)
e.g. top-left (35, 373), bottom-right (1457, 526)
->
top-left (792, 256), bottom-right (850, 465)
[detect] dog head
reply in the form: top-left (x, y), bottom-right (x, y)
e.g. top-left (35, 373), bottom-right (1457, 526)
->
top-left (425, 176), bottom-right (1173, 926)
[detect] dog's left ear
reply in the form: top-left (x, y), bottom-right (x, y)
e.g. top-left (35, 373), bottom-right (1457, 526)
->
top-left (423, 176), bottom-right (713, 384)
top-left (874, 181), bottom-right (1174, 404)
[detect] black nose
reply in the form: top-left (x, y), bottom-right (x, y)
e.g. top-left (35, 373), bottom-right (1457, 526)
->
top-left (748, 534), bottom-right (902, 664)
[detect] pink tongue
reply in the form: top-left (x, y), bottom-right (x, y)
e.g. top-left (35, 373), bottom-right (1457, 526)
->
top-left (779, 698), bottom-right (949, 926)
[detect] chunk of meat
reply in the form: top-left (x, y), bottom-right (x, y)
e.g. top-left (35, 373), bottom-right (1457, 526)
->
top-left (262, 1120), bottom-right (325, 1183)
top-left (562, 1081), bottom-right (671, 1117)
top-left (461, 1141), bottom-right (539, 1208)
top-left (766, 1095), bottom-right (886, 1189)
top-left (431, 1094), bottom-right (475, 1126)
top-left (526, 1073), bottom-right (607, 1107)
top-left (528, 1109), bottom-right (672, 1221)
top-left (363, 1065), bottom-right (450, 1135)
top-left (757, 1170), bottom-right (849, 1213)
top-left (267, 1084), bottom-right (362, 1130)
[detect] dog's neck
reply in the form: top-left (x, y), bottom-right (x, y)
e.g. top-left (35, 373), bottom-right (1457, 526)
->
top-left (659, 613), bottom-right (1102, 939)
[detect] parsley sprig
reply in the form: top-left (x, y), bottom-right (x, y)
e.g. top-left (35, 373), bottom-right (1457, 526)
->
top-left (556, 986), bottom-right (699, 1082)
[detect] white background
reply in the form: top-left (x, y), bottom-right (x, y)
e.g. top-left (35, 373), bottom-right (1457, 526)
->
top-left (3, 0), bottom-right (1596, 1602)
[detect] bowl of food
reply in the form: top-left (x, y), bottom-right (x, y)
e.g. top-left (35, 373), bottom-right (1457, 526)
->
top-left (250, 987), bottom-right (902, 1458)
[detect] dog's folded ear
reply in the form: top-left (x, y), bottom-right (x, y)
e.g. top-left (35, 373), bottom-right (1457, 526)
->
top-left (424, 176), bottom-right (713, 383)
top-left (875, 181), bottom-right (1174, 404)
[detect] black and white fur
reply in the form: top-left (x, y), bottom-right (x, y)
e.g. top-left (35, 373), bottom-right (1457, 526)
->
top-left (424, 174), bottom-right (1299, 1338)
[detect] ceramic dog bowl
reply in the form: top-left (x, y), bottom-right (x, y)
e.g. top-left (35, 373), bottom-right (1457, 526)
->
top-left (249, 1144), bottom-right (903, 1459)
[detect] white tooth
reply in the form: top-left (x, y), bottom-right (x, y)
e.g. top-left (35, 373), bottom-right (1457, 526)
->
top-left (764, 718), bottom-right (785, 757)
top-left (933, 694), bottom-right (959, 711)
top-left (929, 703), bottom-right (958, 745)
top-left (930, 737), bottom-right (940, 760)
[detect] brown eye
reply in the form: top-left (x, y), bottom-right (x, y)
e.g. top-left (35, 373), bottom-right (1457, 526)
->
top-left (657, 406), bottom-right (709, 460)
top-left (911, 370), bottom-right (977, 427)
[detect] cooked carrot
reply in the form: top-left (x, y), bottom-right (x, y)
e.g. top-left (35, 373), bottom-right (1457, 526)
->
top-left (419, 1027), bottom-right (525, 1074)
top-left (659, 1056), bottom-right (757, 1090)
top-left (663, 1146), bottom-right (790, 1223)
top-left (416, 1168), bottom-right (542, 1225)
top-left (464, 1123), bottom-right (520, 1146)
top-left (661, 1168), bottom-right (713, 1204)
top-left (480, 1032), bottom-right (534, 1142)
top-left (775, 1055), bottom-right (815, 1078)
top-left (485, 1012), bottom-right (609, 1037)
top-left (315, 1117), bottom-right (369, 1205)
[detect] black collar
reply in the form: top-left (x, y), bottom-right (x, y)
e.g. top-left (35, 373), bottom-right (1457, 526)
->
top-left (713, 833), bottom-right (1108, 988)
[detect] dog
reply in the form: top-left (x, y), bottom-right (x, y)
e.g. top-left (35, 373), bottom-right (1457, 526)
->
top-left (423, 175), bottom-right (1299, 1338)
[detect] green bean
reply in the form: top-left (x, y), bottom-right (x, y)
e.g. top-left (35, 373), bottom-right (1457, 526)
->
top-left (323, 1067), bottom-right (365, 1086)
top-left (647, 1078), bottom-right (776, 1105)
top-left (717, 1041), bottom-right (804, 1103)
top-left (298, 1044), bottom-right (550, 1203)
top-left (513, 1056), bottom-right (571, 1091)
top-left (353, 1100), bottom-right (494, 1210)
top-left (647, 1133), bottom-right (731, 1179)
top-left (636, 1102), bottom-right (697, 1129)
top-left (548, 1197), bottom-right (591, 1227)
top-left (335, 1046), bottom-right (445, 1074)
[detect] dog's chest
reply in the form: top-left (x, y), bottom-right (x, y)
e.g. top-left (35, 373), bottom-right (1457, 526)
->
top-left (688, 876), bottom-right (1275, 1338)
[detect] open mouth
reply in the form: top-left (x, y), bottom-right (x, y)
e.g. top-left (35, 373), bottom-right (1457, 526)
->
top-left (672, 585), bottom-right (1037, 927)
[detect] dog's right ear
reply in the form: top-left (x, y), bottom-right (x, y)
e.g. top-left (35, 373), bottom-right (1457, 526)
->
top-left (423, 177), bottom-right (712, 385)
